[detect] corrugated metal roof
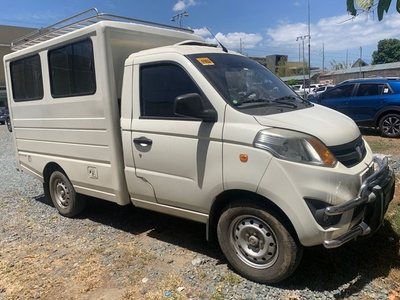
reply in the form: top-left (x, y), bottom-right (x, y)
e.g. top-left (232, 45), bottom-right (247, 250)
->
top-left (321, 62), bottom-right (400, 76)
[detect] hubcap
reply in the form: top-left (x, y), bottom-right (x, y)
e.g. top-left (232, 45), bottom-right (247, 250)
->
top-left (230, 216), bottom-right (278, 269)
top-left (54, 180), bottom-right (69, 208)
top-left (382, 116), bottom-right (400, 136)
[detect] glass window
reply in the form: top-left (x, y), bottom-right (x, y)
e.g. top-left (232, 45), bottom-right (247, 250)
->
top-left (140, 63), bottom-right (200, 118)
top-left (321, 84), bottom-right (355, 99)
top-left (49, 39), bottom-right (96, 97)
top-left (186, 53), bottom-right (309, 116)
top-left (356, 83), bottom-right (389, 97)
top-left (10, 54), bottom-right (43, 102)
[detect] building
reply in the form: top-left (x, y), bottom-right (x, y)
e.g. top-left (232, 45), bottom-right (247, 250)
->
top-left (318, 62), bottom-right (400, 85)
top-left (0, 25), bottom-right (36, 107)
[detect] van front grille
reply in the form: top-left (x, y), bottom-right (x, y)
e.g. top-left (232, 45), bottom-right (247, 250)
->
top-left (328, 135), bottom-right (366, 168)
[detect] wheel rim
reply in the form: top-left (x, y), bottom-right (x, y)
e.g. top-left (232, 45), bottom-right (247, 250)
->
top-left (382, 115), bottom-right (400, 136)
top-left (53, 179), bottom-right (70, 208)
top-left (229, 215), bottom-right (278, 269)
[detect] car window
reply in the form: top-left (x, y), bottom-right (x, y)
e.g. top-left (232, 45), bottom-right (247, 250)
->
top-left (140, 63), bottom-right (201, 118)
top-left (321, 84), bottom-right (355, 99)
top-left (356, 83), bottom-right (388, 97)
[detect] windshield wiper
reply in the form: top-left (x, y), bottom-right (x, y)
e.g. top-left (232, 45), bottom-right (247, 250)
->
top-left (270, 96), bottom-right (299, 108)
top-left (240, 98), bottom-right (273, 104)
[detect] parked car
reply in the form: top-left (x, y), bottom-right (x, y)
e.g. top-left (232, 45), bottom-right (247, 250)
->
top-left (307, 85), bottom-right (335, 99)
top-left (0, 108), bottom-right (8, 125)
top-left (290, 84), bottom-right (321, 97)
top-left (310, 78), bottom-right (400, 137)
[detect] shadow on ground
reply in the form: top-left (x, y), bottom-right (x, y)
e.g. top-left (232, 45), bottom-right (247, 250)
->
top-left (359, 127), bottom-right (381, 137)
top-left (35, 193), bottom-right (400, 297)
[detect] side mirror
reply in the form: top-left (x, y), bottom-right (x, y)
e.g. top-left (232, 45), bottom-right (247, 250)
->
top-left (174, 93), bottom-right (217, 122)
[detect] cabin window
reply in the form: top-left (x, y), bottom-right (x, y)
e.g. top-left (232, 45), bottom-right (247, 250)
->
top-left (10, 54), bottom-right (43, 102)
top-left (140, 63), bottom-right (200, 118)
top-left (48, 39), bottom-right (96, 98)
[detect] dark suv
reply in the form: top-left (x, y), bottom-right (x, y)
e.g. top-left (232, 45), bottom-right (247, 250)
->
top-left (311, 78), bottom-right (400, 138)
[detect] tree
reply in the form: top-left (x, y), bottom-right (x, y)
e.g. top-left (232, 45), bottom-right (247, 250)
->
top-left (372, 39), bottom-right (400, 64)
top-left (286, 79), bottom-right (298, 86)
top-left (347, 0), bottom-right (400, 21)
top-left (330, 59), bottom-right (346, 70)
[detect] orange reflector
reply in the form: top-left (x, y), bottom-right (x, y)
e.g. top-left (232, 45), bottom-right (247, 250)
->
top-left (239, 154), bottom-right (248, 162)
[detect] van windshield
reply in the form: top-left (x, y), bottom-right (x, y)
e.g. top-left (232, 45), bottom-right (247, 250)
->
top-left (187, 53), bottom-right (312, 115)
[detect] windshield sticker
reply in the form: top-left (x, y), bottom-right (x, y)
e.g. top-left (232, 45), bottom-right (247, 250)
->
top-left (196, 57), bottom-right (215, 66)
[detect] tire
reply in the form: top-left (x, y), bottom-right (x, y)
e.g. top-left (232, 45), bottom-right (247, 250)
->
top-left (217, 202), bottom-right (303, 284)
top-left (48, 171), bottom-right (85, 217)
top-left (379, 114), bottom-right (400, 138)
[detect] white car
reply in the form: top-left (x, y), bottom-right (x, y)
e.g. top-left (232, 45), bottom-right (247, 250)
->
top-left (307, 85), bottom-right (335, 99)
top-left (291, 84), bottom-right (321, 97)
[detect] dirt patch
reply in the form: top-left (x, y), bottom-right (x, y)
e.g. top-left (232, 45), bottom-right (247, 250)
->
top-left (1, 128), bottom-right (400, 299)
top-left (361, 127), bottom-right (400, 156)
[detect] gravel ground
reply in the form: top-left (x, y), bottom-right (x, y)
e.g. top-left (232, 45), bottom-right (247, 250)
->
top-left (0, 124), bottom-right (399, 300)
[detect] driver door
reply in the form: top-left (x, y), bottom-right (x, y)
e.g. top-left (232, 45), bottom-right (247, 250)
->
top-left (128, 59), bottom-right (223, 213)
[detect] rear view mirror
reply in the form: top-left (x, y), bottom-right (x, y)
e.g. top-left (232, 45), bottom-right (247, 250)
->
top-left (174, 93), bottom-right (217, 122)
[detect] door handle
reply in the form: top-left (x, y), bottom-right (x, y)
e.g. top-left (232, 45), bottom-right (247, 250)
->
top-left (133, 137), bottom-right (153, 147)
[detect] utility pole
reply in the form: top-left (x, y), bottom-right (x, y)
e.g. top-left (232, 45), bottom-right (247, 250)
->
top-left (307, 0), bottom-right (311, 93)
top-left (359, 46), bottom-right (362, 78)
top-left (171, 11), bottom-right (189, 28)
top-left (296, 35), bottom-right (309, 88)
top-left (299, 44), bottom-right (301, 62)
top-left (322, 43), bottom-right (325, 72)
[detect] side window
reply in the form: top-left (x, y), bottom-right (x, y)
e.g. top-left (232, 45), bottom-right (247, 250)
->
top-left (48, 39), bottom-right (96, 98)
top-left (321, 84), bottom-right (355, 100)
top-left (10, 54), bottom-right (43, 102)
top-left (356, 83), bottom-right (386, 97)
top-left (140, 63), bottom-right (200, 118)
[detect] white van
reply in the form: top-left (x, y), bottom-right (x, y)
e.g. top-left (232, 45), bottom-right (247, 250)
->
top-left (4, 8), bottom-right (395, 284)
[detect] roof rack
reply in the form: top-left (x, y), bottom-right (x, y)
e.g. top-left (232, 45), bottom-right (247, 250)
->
top-left (11, 7), bottom-right (194, 51)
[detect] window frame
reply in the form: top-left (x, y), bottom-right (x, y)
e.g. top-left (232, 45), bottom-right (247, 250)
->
top-left (320, 84), bottom-right (356, 100)
top-left (10, 54), bottom-right (44, 102)
top-left (48, 38), bottom-right (96, 98)
top-left (139, 62), bottom-right (205, 120)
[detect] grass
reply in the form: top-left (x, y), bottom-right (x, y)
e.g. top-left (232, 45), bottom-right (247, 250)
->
top-left (363, 134), bottom-right (400, 290)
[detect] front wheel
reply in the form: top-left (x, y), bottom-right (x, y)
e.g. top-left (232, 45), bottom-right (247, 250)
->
top-left (217, 202), bottom-right (303, 284)
top-left (379, 114), bottom-right (400, 138)
top-left (49, 170), bottom-right (85, 217)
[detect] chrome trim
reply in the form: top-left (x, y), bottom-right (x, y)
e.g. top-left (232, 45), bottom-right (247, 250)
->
top-left (323, 222), bottom-right (370, 249)
top-left (325, 155), bottom-right (388, 216)
top-left (322, 154), bottom-right (394, 249)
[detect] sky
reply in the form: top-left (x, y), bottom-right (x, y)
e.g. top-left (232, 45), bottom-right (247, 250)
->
top-left (1, 0), bottom-right (400, 70)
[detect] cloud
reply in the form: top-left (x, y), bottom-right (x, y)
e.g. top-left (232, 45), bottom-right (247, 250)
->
top-left (263, 12), bottom-right (400, 65)
top-left (173, 0), bottom-right (198, 12)
top-left (193, 27), bottom-right (211, 37)
top-left (194, 27), bottom-right (263, 51)
top-left (191, 12), bottom-right (400, 67)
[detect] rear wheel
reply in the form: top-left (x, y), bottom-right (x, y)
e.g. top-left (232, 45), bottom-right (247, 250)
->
top-left (49, 171), bottom-right (85, 217)
top-left (217, 202), bottom-right (302, 284)
top-left (379, 114), bottom-right (400, 138)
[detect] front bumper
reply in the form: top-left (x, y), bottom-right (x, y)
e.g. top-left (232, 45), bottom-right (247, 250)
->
top-left (323, 155), bottom-right (395, 249)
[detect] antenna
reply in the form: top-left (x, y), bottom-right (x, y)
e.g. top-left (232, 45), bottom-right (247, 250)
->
top-left (206, 27), bottom-right (228, 53)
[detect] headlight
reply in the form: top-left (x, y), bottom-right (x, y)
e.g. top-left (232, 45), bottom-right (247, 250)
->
top-left (253, 129), bottom-right (337, 167)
